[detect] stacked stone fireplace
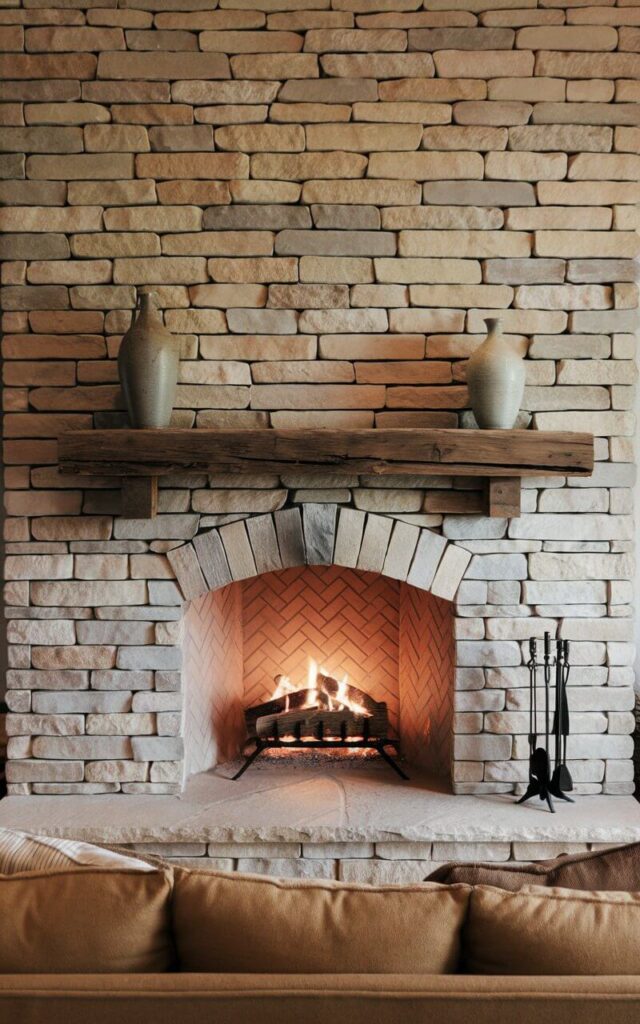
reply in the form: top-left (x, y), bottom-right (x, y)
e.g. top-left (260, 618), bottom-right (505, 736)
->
top-left (4, 502), bottom-right (636, 797)
top-left (1, 0), bottom-right (638, 833)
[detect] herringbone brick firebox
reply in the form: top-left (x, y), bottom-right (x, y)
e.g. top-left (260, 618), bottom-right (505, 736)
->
top-left (183, 563), bottom-right (455, 779)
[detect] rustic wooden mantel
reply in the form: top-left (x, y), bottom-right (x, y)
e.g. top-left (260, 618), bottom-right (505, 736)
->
top-left (58, 428), bottom-right (594, 519)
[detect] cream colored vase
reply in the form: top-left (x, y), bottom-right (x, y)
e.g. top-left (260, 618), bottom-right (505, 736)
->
top-left (466, 318), bottom-right (526, 430)
top-left (118, 289), bottom-right (180, 429)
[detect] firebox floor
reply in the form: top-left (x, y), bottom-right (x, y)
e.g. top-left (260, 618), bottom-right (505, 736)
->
top-left (1, 759), bottom-right (640, 846)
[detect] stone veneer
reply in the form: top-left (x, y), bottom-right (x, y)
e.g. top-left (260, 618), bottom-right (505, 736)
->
top-left (1, 0), bottom-right (638, 799)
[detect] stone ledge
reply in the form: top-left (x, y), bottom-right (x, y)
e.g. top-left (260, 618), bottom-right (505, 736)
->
top-left (1, 763), bottom-right (639, 847)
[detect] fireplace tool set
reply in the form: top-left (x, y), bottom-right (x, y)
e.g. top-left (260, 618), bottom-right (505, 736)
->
top-left (517, 632), bottom-right (573, 814)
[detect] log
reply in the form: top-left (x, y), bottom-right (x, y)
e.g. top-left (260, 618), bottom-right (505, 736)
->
top-left (255, 707), bottom-right (388, 741)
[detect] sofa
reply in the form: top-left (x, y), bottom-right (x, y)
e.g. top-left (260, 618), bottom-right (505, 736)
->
top-left (1, 835), bottom-right (640, 1023)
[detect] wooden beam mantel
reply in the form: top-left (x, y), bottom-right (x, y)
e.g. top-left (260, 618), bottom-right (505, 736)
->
top-left (57, 428), bottom-right (594, 519)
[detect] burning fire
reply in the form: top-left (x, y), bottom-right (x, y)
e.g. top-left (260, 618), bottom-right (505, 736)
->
top-left (272, 658), bottom-right (372, 717)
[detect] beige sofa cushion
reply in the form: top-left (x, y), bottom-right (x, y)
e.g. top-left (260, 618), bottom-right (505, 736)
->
top-left (173, 868), bottom-right (470, 974)
top-left (0, 868), bottom-right (174, 973)
top-left (427, 841), bottom-right (640, 893)
top-left (465, 884), bottom-right (640, 975)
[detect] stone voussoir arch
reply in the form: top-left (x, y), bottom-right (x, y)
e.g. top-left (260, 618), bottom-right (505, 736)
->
top-left (166, 504), bottom-right (474, 607)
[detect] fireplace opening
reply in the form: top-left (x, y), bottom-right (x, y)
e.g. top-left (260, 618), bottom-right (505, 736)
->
top-left (182, 565), bottom-right (455, 784)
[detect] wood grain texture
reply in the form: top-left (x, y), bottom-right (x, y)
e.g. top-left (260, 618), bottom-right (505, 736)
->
top-left (58, 428), bottom-right (595, 478)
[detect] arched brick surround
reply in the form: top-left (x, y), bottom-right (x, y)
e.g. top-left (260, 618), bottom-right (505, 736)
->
top-left (174, 506), bottom-right (468, 787)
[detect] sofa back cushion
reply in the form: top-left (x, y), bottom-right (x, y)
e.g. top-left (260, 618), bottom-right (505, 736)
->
top-left (0, 868), bottom-right (174, 973)
top-left (173, 869), bottom-right (470, 974)
top-left (465, 885), bottom-right (640, 975)
top-left (427, 841), bottom-right (640, 892)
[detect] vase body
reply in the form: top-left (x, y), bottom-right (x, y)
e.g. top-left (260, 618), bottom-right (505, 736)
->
top-left (466, 318), bottom-right (525, 430)
top-left (118, 290), bottom-right (179, 429)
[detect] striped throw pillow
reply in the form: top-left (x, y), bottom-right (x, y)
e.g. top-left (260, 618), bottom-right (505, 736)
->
top-left (0, 828), bottom-right (154, 874)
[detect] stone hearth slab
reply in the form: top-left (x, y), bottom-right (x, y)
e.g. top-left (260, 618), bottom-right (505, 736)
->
top-left (1, 762), bottom-right (639, 846)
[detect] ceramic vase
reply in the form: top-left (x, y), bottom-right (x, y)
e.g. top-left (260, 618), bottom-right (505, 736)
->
top-left (466, 317), bottom-right (526, 430)
top-left (118, 289), bottom-right (179, 429)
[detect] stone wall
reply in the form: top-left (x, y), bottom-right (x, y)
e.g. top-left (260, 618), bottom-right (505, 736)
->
top-left (1, 0), bottom-right (637, 797)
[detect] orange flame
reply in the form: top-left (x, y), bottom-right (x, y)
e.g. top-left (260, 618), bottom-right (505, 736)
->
top-left (272, 658), bottom-right (372, 717)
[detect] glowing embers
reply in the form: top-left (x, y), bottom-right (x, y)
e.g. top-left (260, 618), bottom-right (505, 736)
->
top-left (232, 658), bottom-right (407, 782)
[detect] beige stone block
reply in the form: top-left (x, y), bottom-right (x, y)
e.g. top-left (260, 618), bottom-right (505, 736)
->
top-left (31, 646), bottom-right (116, 670)
top-left (251, 384), bottom-right (384, 409)
top-left (27, 261), bottom-right (112, 286)
top-left (453, 101), bottom-right (531, 127)
top-left (201, 334), bottom-right (314, 361)
top-left (538, 182), bottom-right (640, 206)
top-left (410, 26), bottom-right (514, 50)
top-left (197, 103), bottom-right (271, 125)
top-left (308, 123), bottom-right (422, 151)
top-left (207, 257), bottom-right (297, 283)
top-left (532, 102), bottom-right (638, 127)
top-left (569, 153), bottom-right (640, 181)
top-left (434, 50), bottom-right (533, 78)
top-left (229, 181), bottom-right (300, 204)
top-left (269, 102), bottom-right (351, 124)
top-left (302, 179), bottom-right (420, 205)
top-left (353, 102), bottom-right (450, 124)
top-left (567, 80), bottom-right (615, 102)
top-left (31, 580), bottom-right (146, 607)
top-left (423, 126), bottom-right (508, 153)
top-left (399, 230), bottom-right (530, 258)
top-left (321, 53), bottom-right (434, 78)
top-left (26, 153), bottom-right (134, 181)
top-left (411, 284), bottom-right (512, 309)
top-left (536, 232), bottom-right (640, 259)
top-left (136, 152), bottom-right (247, 180)
top-left (535, 52), bottom-right (639, 81)
top-left (275, 229), bottom-right (393, 258)
top-left (97, 51), bottom-right (229, 80)
top-left (192, 490), bottom-right (287, 514)
top-left (515, 285), bottom-right (612, 310)
top-left (201, 30), bottom-right (303, 52)
top-left (33, 736), bottom-right (131, 759)
top-left (389, 308), bottom-right (465, 333)
top-left (73, 234), bottom-right (160, 259)
top-left (305, 28), bottom-right (406, 51)
top-left (368, 150), bottom-right (483, 179)
top-left (24, 103), bottom-right (109, 126)
top-left (485, 151), bottom-right (567, 180)
top-left (26, 26), bottom-right (125, 51)
top-left (104, 206), bottom-right (201, 233)
top-left (68, 180), bottom-right (156, 207)
top-left (510, 125), bottom-right (612, 153)
top-left (351, 284), bottom-right (407, 307)
top-left (86, 713), bottom-right (155, 736)
top-left (162, 231), bottom-right (273, 257)
top-left (467, 308), bottom-right (566, 334)
top-left (298, 308), bottom-right (387, 334)
top-left (251, 152), bottom-right (367, 180)
top-left (379, 77), bottom-right (485, 102)
top-left (84, 124), bottom-right (149, 153)
top-left (7, 620), bottom-right (76, 647)
top-left (319, 333), bottom-right (423, 360)
top-left (268, 284), bottom-right (348, 309)
top-left (516, 26), bottom-right (617, 50)
top-left (375, 257), bottom-right (481, 283)
top-left (147, 126), bottom-right (213, 153)
top-left (156, 11), bottom-right (264, 29)
top-left (487, 77), bottom-right (566, 102)
top-left (189, 284), bottom-right (266, 308)
top-left (301, 259), bottom-right (371, 288)
top-left (615, 127), bottom-right (640, 154)
top-left (506, 207), bottom-right (612, 230)
top-left (230, 53), bottom-right (318, 79)
top-left (216, 124), bottom-right (304, 152)
top-left (179, 362), bottom-right (250, 385)
top-left (0, 54), bottom-right (96, 81)
top-left (114, 257), bottom-right (207, 285)
top-left (532, 411), bottom-right (634, 437)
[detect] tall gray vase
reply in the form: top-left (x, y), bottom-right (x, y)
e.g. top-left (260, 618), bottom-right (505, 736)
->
top-left (466, 317), bottom-right (526, 430)
top-left (118, 289), bottom-right (180, 429)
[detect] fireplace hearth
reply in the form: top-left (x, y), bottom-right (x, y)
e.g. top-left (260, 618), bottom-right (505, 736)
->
top-left (234, 670), bottom-right (407, 781)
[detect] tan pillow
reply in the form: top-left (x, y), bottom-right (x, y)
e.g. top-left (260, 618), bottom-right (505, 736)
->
top-left (427, 841), bottom-right (640, 893)
top-left (465, 884), bottom-right (640, 975)
top-left (0, 868), bottom-right (174, 973)
top-left (0, 827), bottom-right (155, 875)
top-left (173, 868), bottom-right (470, 974)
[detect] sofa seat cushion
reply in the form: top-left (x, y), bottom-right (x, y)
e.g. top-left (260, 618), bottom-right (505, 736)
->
top-left (465, 884), bottom-right (640, 975)
top-left (173, 868), bottom-right (470, 974)
top-left (427, 841), bottom-right (640, 892)
top-left (0, 868), bottom-right (174, 974)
